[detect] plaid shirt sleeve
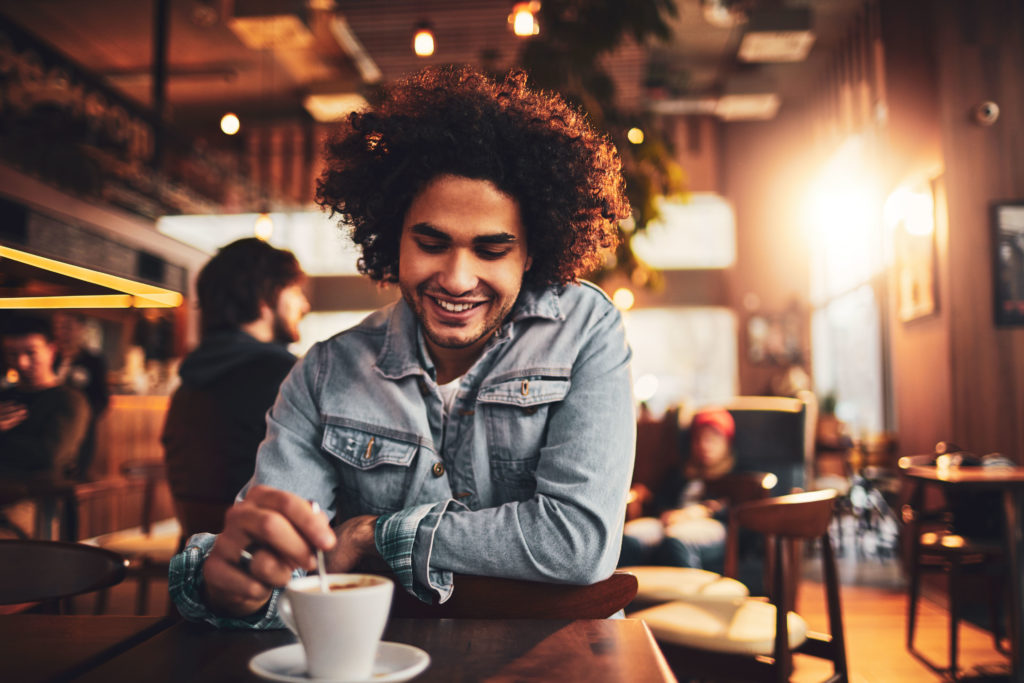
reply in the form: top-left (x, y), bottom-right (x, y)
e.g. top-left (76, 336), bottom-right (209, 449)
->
top-left (375, 502), bottom-right (446, 603)
top-left (168, 532), bottom-right (290, 630)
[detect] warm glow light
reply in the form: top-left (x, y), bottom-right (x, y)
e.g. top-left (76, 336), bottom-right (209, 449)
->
top-left (634, 373), bottom-right (659, 402)
top-left (627, 127), bottom-right (645, 145)
top-left (884, 187), bottom-right (934, 236)
top-left (509, 2), bottom-right (540, 36)
top-left (0, 245), bottom-right (183, 309)
top-left (254, 212), bottom-right (274, 241)
top-left (220, 112), bottom-right (240, 135)
top-left (802, 136), bottom-right (884, 296)
top-left (413, 27), bottom-right (435, 57)
top-left (612, 287), bottom-right (635, 310)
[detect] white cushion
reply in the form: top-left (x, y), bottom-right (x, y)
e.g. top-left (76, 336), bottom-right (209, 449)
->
top-left (621, 566), bottom-right (749, 603)
top-left (633, 598), bottom-right (808, 656)
top-left (623, 517), bottom-right (666, 547)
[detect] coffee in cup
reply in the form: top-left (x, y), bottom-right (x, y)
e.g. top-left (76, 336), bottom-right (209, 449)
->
top-left (278, 573), bottom-right (394, 679)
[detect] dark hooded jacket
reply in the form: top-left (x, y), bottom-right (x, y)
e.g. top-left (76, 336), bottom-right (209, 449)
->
top-left (162, 331), bottom-right (296, 536)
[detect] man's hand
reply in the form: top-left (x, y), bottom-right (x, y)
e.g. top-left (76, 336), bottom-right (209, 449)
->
top-left (0, 401), bottom-right (27, 432)
top-left (326, 514), bottom-right (379, 572)
top-left (203, 485), bottom-right (337, 618)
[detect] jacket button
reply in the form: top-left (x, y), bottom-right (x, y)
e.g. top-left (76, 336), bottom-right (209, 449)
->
top-left (432, 462), bottom-right (445, 477)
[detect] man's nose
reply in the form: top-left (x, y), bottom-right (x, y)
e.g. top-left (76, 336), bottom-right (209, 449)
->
top-left (438, 249), bottom-right (478, 296)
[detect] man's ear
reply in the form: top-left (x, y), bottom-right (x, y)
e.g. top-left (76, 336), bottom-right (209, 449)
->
top-left (524, 254), bottom-right (533, 272)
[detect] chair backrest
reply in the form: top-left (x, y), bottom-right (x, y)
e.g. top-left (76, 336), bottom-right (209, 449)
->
top-left (725, 392), bottom-right (817, 496)
top-left (120, 459), bottom-right (167, 535)
top-left (388, 571), bottom-right (638, 619)
top-left (725, 489), bottom-right (847, 680)
top-left (704, 470), bottom-right (777, 507)
top-left (0, 540), bottom-right (127, 605)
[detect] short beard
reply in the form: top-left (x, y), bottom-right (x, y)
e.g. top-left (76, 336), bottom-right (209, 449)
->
top-left (271, 315), bottom-right (298, 345)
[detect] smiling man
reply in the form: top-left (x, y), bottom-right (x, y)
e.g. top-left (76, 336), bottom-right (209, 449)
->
top-left (170, 66), bottom-right (635, 627)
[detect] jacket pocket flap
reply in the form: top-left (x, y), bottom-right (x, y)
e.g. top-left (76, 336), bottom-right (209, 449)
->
top-left (322, 424), bottom-right (417, 470)
top-left (477, 376), bottom-right (570, 408)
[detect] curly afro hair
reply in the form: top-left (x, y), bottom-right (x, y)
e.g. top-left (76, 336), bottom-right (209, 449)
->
top-left (315, 65), bottom-right (629, 289)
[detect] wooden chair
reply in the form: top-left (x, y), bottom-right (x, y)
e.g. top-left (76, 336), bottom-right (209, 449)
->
top-left (92, 459), bottom-right (179, 614)
top-left (725, 392), bottom-right (818, 495)
top-left (388, 570), bottom-right (638, 619)
top-left (0, 539), bottom-right (127, 612)
top-left (631, 489), bottom-right (848, 683)
top-left (622, 471), bottom-right (777, 609)
top-left (897, 454), bottom-right (1007, 679)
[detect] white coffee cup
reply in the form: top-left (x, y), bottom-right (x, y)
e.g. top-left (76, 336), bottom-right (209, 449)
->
top-left (278, 573), bottom-right (394, 680)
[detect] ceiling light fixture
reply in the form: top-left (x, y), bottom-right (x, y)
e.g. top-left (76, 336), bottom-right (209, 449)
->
top-left (0, 245), bottom-right (183, 309)
top-left (714, 74), bottom-right (781, 121)
top-left (737, 8), bottom-right (815, 63)
top-left (509, 2), bottom-right (541, 37)
top-left (413, 22), bottom-right (435, 57)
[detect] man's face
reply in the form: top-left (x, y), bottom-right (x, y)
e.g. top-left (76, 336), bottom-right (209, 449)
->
top-left (398, 174), bottom-right (532, 363)
top-left (271, 282), bottom-right (310, 345)
top-left (2, 333), bottom-right (58, 389)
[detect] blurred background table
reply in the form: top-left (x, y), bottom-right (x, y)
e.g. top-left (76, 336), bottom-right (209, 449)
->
top-left (902, 462), bottom-right (1024, 682)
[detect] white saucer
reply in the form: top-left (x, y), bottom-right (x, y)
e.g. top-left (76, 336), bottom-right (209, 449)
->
top-left (249, 641), bottom-right (430, 682)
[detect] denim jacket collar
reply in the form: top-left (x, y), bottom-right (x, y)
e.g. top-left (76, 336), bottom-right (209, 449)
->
top-left (374, 286), bottom-right (564, 381)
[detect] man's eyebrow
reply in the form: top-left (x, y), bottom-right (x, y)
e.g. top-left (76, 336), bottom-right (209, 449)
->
top-left (409, 223), bottom-right (519, 245)
top-left (473, 233), bottom-right (518, 245)
top-left (409, 223), bottom-right (451, 240)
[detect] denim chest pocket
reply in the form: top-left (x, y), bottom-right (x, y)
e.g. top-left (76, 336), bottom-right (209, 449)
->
top-left (477, 375), bottom-right (570, 501)
top-left (322, 423), bottom-right (419, 515)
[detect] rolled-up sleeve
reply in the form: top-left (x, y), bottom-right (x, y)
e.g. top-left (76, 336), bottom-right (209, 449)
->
top-left (409, 303), bottom-right (635, 601)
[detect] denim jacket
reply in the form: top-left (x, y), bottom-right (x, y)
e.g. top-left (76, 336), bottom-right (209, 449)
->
top-left (169, 282), bottom-right (635, 627)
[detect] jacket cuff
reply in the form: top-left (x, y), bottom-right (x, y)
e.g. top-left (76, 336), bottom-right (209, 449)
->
top-left (168, 532), bottom-right (286, 630)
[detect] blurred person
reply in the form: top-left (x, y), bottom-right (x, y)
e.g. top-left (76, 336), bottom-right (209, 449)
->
top-left (619, 407), bottom-right (736, 571)
top-left (52, 311), bottom-right (110, 479)
top-left (162, 238), bottom-right (309, 541)
top-left (170, 65), bottom-right (635, 628)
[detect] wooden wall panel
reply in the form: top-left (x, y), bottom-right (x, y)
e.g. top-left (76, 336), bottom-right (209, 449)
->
top-left (930, 1), bottom-right (1024, 458)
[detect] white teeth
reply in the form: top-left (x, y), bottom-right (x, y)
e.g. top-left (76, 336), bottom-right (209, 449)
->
top-left (435, 298), bottom-right (476, 312)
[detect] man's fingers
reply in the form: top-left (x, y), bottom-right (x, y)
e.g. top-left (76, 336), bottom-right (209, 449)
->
top-left (244, 486), bottom-right (336, 550)
top-left (222, 503), bottom-right (317, 572)
top-left (209, 538), bottom-right (296, 590)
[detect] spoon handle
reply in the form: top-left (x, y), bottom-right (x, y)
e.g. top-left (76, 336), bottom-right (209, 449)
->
top-left (310, 501), bottom-right (329, 593)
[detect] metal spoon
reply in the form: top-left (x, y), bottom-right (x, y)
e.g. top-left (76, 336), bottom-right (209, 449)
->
top-left (310, 500), bottom-right (329, 593)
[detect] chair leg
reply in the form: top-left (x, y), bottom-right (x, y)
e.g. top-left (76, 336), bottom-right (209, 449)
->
top-left (906, 546), bottom-right (922, 651)
top-left (949, 558), bottom-right (961, 680)
top-left (135, 572), bottom-right (150, 615)
top-left (94, 587), bottom-right (109, 615)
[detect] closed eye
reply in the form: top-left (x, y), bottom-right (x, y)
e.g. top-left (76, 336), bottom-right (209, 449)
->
top-left (476, 247), bottom-right (511, 260)
top-left (415, 240), bottom-right (448, 254)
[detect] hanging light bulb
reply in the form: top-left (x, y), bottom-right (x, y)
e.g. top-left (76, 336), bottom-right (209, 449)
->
top-left (509, 2), bottom-right (541, 37)
top-left (626, 127), bottom-right (645, 144)
top-left (413, 22), bottom-right (435, 57)
top-left (254, 211), bottom-right (274, 241)
top-left (220, 112), bottom-right (240, 135)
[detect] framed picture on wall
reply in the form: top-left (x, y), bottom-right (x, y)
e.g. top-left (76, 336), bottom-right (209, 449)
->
top-left (893, 180), bottom-right (940, 323)
top-left (992, 201), bottom-right (1024, 325)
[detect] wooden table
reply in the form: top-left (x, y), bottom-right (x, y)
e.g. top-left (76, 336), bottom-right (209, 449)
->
top-left (0, 614), bottom-right (173, 683)
top-left (903, 464), bottom-right (1024, 682)
top-left (69, 617), bottom-right (675, 682)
